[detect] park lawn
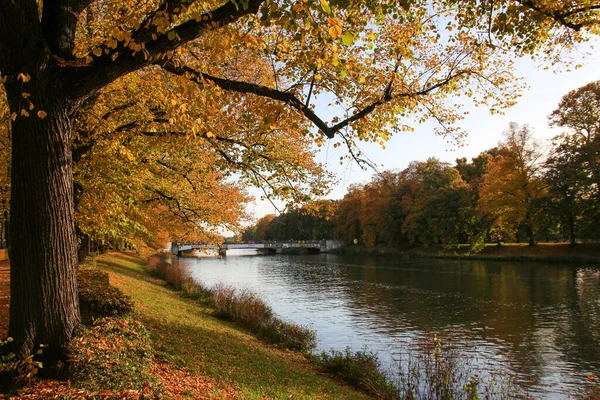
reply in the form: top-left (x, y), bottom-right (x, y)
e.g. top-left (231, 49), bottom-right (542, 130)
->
top-left (95, 252), bottom-right (369, 400)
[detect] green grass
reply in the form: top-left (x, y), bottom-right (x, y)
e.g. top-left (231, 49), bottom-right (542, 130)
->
top-left (96, 252), bottom-right (369, 399)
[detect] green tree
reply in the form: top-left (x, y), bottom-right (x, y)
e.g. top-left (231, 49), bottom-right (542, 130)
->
top-left (543, 135), bottom-right (591, 244)
top-left (549, 80), bottom-right (600, 213)
top-left (401, 159), bottom-right (477, 246)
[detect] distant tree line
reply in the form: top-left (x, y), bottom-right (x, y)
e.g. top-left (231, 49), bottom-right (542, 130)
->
top-left (243, 81), bottom-right (600, 250)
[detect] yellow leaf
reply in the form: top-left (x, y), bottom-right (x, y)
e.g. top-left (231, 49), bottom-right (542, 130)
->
top-left (206, 131), bottom-right (214, 138)
top-left (21, 92), bottom-right (30, 98)
top-left (20, 109), bottom-right (29, 117)
top-left (292, 3), bottom-right (304, 12)
top-left (37, 110), bottom-right (47, 119)
top-left (328, 25), bottom-right (342, 38)
top-left (17, 73), bottom-right (31, 82)
top-left (168, 31), bottom-right (176, 41)
top-left (92, 47), bottom-right (103, 57)
top-left (11, 112), bottom-right (17, 121)
top-left (320, 0), bottom-right (331, 14)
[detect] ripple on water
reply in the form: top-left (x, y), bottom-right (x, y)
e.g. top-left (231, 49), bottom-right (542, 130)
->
top-left (178, 253), bottom-right (600, 398)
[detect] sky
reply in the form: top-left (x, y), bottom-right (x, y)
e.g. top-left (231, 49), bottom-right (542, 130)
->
top-left (247, 45), bottom-right (600, 220)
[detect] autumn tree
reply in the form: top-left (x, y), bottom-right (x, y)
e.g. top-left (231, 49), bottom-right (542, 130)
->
top-left (1, 0), bottom-right (599, 363)
top-left (254, 214), bottom-right (275, 242)
top-left (478, 123), bottom-right (547, 245)
top-left (336, 185), bottom-right (365, 245)
top-left (71, 66), bottom-right (331, 250)
top-left (264, 200), bottom-right (338, 240)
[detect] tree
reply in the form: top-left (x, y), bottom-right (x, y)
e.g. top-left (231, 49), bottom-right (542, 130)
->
top-left (478, 123), bottom-right (547, 245)
top-left (0, 0), bottom-right (598, 362)
top-left (549, 80), bottom-right (600, 205)
top-left (70, 68), bottom-right (330, 250)
top-left (254, 214), bottom-right (275, 242)
top-left (400, 159), bottom-right (477, 246)
top-left (544, 134), bottom-right (591, 244)
top-left (336, 185), bottom-right (365, 245)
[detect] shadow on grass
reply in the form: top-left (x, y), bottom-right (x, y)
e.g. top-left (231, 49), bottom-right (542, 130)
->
top-left (141, 315), bottom-right (363, 399)
top-left (95, 258), bottom-right (165, 288)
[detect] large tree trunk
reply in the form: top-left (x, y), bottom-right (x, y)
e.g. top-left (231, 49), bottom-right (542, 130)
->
top-left (5, 80), bottom-right (80, 363)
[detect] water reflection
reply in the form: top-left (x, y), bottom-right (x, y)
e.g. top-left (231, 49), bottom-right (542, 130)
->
top-left (176, 252), bottom-right (600, 398)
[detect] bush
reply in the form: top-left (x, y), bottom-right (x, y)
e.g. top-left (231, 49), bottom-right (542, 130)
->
top-left (78, 268), bottom-right (134, 318)
top-left (211, 284), bottom-right (316, 353)
top-left (0, 337), bottom-right (43, 391)
top-left (261, 317), bottom-right (317, 353)
top-left (68, 317), bottom-right (162, 397)
top-left (147, 255), bottom-right (212, 304)
top-left (211, 285), bottom-right (273, 331)
top-left (311, 348), bottom-right (397, 399)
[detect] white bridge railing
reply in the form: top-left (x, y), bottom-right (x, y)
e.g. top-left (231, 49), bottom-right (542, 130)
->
top-left (170, 240), bottom-right (343, 256)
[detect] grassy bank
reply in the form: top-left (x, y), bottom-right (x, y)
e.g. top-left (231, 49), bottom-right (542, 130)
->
top-left (87, 253), bottom-right (371, 399)
top-left (333, 243), bottom-right (600, 264)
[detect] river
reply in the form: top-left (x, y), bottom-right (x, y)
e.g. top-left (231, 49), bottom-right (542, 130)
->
top-left (173, 251), bottom-right (600, 398)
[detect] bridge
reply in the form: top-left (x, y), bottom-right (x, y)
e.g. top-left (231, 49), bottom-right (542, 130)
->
top-left (170, 240), bottom-right (344, 257)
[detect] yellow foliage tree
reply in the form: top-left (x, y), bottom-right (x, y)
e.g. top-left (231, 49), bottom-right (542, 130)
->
top-left (0, 0), bottom-right (598, 360)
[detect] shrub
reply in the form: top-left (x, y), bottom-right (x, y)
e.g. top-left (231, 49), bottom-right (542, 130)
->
top-left (0, 337), bottom-right (43, 392)
top-left (78, 268), bottom-right (134, 318)
top-left (211, 285), bottom-right (273, 331)
top-left (180, 277), bottom-right (212, 304)
top-left (261, 317), bottom-right (317, 353)
top-left (211, 284), bottom-right (316, 353)
top-left (147, 255), bottom-right (212, 304)
top-left (311, 348), bottom-right (397, 399)
top-left (68, 317), bottom-right (162, 397)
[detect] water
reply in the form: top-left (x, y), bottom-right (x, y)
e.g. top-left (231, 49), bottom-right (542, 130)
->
top-left (174, 251), bottom-right (600, 398)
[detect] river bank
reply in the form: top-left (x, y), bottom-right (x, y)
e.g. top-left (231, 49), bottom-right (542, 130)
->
top-left (332, 243), bottom-right (600, 264)
top-left (2, 253), bottom-right (369, 399)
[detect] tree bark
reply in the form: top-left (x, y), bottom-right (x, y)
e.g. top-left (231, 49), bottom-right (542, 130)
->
top-left (5, 79), bottom-right (80, 362)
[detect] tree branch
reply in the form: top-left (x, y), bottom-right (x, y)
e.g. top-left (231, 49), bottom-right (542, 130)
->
top-left (42, 0), bottom-right (95, 59)
top-left (67, 0), bottom-right (264, 98)
top-left (161, 61), bottom-right (470, 140)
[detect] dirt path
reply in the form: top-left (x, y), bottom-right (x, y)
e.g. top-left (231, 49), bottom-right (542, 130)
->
top-left (0, 259), bottom-right (9, 337)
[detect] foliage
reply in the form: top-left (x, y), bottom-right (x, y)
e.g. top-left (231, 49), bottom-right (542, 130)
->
top-left (68, 317), bottom-right (162, 397)
top-left (254, 214), bottom-right (276, 242)
top-left (1, 0), bottom-right (600, 359)
top-left (262, 200), bottom-right (339, 241)
top-left (478, 123), bottom-right (547, 245)
top-left (547, 80), bottom-right (600, 241)
top-left (0, 337), bottom-right (43, 391)
top-left (311, 348), bottom-right (397, 399)
top-left (78, 267), bottom-right (135, 318)
top-left (211, 284), bottom-right (317, 353)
